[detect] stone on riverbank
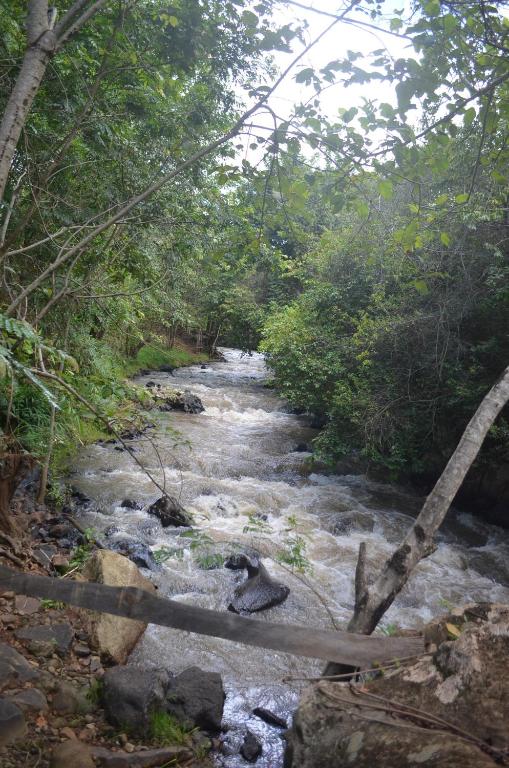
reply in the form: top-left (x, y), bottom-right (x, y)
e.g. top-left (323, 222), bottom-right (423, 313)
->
top-left (284, 603), bottom-right (509, 768)
top-left (165, 667), bottom-right (225, 733)
top-left (0, 698), bottom-right (26, 745)
top-left (103, 665), bottom-right (170, 734)
top-left (81, 551), bottom-right (155, 663)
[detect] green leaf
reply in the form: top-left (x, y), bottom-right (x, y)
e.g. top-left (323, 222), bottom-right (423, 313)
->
top-left (295, 67), bottom-right (314, 84)
top-left (463, 107), bottom-right (476, 127)
top-left (455, 193), bottom-right (469, 204)
top-left (378, 180), bottom-right (394, 200)
top-left (411, 279), bottom-right (429, 295)
top-left (440, 232), bottom-right (451, 247)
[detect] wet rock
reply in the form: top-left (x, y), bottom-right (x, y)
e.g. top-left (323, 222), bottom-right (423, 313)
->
top-left (71, 488), bottom-right (90, 504)
top-left (0, 698), bottom-right (26, 746)
top-left (146, 381), bottom-right (157, 387)
top-left (294, 443), bottom-right (311, 453)
top-left (159, 364), bottom-right (175, 374)
top-left (309, 413), bottom-right (327, 430)
top-left (331, 511), bottom-right (374, 536)
top-left (108, 538), bottom-right (156, 570)
top-left (285, 603), bottom-right (509, 768)
top-left (147, 495), bottom-right (193, 528)
top-left (15, 623), bottom-right (74, 656)
top-left (92, 745), bottom-right (193, 767)
top-left (253, 707), bottom-right (287, 728)
top-left (201, 364), bottom-right (208, 369)
top-left (240, 730), bottom-right (262, 762)
top-left (0, 642), bottom-right (40, 684)
top-left (226, 555), bottom-right (290, 614)
top-left (81, 550), bottom-right (156, 664)
top-left (165, 667), bottom-right (224, 733)
top-left (139, 368), bottom-right (151, 375)
top-left (158, 389), bottom-right (204, 414)
top-left (120, 499), bottom-right (143, 510)
top-left (51, 740), bottom-right (95, 768)
top-left (6, 687), bottom-right (48, 713)
top-left (180, 389), bottom-right (204, 413)
top-left (103, 665), bottom-right (169, 734)
top-left (103, 525), bottom-right (121, 538)
top-left (114, 446), bottom-right (125, 452)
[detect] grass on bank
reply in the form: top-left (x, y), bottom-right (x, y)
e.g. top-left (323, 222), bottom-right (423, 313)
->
top-left (2, 339), bottom-right (210, 490)
top-left (125, 343), bottom-right (209, 375)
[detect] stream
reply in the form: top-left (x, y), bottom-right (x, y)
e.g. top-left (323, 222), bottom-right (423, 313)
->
top-left (70, 348), bottom-right (509, 766)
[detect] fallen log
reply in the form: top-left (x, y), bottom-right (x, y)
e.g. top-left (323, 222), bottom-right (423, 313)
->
top-left (0, 564), bottom-right (423, 666)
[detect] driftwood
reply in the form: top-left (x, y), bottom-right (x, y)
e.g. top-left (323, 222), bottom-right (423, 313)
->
top-left (0, 565), bottom-right (423, 666)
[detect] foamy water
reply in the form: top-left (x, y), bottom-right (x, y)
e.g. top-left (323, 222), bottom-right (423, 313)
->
top-left (70, 349), bottom-right (509, 766)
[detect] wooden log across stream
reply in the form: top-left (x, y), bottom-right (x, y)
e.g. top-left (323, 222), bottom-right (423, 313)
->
top-left (0, 564), bottom-right (424, 666)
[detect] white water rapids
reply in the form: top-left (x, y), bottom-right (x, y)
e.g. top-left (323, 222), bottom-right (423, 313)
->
top-left (70, 348), bottom-right (509, 766)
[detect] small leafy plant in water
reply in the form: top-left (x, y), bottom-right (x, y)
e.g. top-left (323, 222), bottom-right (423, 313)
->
top-left (242, 512), bottom-right (273, 536)
top-left (68, 527), bottom-right (96, 571)
top-left (276, 514), bottom-right (312, 574)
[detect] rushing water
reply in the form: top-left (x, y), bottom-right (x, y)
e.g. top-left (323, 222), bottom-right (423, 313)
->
top-left (70, 348), bottom-right (509, 766)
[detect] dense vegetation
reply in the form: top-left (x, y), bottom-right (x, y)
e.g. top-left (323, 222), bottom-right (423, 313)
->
top-left (1, 0), bottom-right (509, 515)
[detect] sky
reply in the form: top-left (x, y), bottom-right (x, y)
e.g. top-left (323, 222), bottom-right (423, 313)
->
top-left (238, 1), bottom-right (413, 163)
top-left (268, 1), bottom-right (410, 120)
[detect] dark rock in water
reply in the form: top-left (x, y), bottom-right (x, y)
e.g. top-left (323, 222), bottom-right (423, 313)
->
top-left (103, 666), bottom-right (170, 734)
top-left (253, 707), bottom-right (287, 728)
top-left (309, 413), bottom-right (327, 429)
top-left (148, 495), bottom-right (193, 527)
top-left (71, 488), bottom-right (90, 504)
top-left (108, 538), bottom-right (156, 570)
top-left (15, 623), bottom-right (73, 657)
top-left (159, 364), bottom-right (175, 374)
top-left (146, 380), bottom-right (157, 387)
top-left (240, 730), bottom-right (263, 762)
top-left (0, 698), bottom-right (26, 746)
top-left (294, 443), bottom-right (310, 453)
top-left (179, 390), bottom-right (205, 414)
top-left (103, 524), bottom-right (120, 538)
top-left (114, 446), bottom-right (125, 452)
top-left (165, 667), bottom-right (224, 733)
top-left (331, 512), bottom-right (374, 536)
top-left (201, 364), bottom-right (208, 369)
top-left (120, 498), bottom-right (143, 510)
top-left (226, 554), bottom-right (290, 614)
top-left (139, 368), bottom-right (151, 375)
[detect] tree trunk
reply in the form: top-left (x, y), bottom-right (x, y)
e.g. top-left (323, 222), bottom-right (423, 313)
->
top-left (348, 365), bottom-right (509, 635)
top-left (0, 1), bottom-right (57, 204)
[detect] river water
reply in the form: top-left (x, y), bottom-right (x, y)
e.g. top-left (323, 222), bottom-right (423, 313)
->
top-left (70, 348), bottom-right (509, 766)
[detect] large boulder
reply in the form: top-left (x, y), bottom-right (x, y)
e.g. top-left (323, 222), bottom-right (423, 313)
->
top-left (147, 495), bottom-right (193, 528)
top-left (81, 550), bottom-right (156, 663)
top-left (165, 667), bottom-right (225, 733)
top-left (102, 665), bottom-right (170, 734)
top-left (284, 604), bottom-right (509, 768)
